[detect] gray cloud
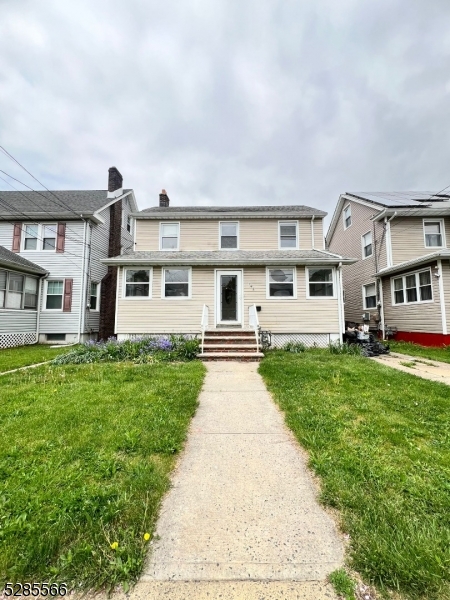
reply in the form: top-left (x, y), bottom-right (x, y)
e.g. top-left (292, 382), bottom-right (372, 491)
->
top-left (1, 0), bottom-right (450, 228)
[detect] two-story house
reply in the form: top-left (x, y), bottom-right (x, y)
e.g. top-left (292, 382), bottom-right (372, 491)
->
top-left (326, 192), bottom-right (450, 346)
top-left (104, 191), bottom-right (355, 359)
top-left (0, 167), bottom-right (138, 348)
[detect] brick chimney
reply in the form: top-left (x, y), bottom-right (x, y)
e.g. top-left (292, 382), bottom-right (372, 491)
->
top-left (108, 167), bottom-right (123, 197)
top-left (159, 189), bottom-right (170, 207)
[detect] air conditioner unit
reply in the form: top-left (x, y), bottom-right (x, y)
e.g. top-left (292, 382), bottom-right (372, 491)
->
top-left (362, 312), bottom-right (370, 321)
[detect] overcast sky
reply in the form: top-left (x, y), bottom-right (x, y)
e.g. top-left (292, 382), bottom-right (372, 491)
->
top-left (1, 0), bottom-right (450, 228)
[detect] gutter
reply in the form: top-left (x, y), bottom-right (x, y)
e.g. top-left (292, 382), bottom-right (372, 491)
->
top-left (102, 257), bottom-right (357, 267)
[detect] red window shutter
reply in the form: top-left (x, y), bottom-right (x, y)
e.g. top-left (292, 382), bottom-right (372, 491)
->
top-left (12, 223), bottom-right (22, 252)
top-left (63, 278), bottom-right (73, 312)
top-left (56, 222), bottom-right (66, 253)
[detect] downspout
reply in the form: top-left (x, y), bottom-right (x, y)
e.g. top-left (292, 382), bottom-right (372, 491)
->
top-left (437, 259), bottom-right (447, 335)
top-left (378, 277), bottom-right (386, 340)
top-left (311, 215), bottom-right (315, 249)
top-left (337, 262), bottom-right (344, 340)
top-left (35, 274), bottom-right (47, 344)
top-left (77, 219), bottom-right (88, 343)
top-left (83, 222), bottom-right (93, 337)
top-left (384, 211), bottom-right (397, 268)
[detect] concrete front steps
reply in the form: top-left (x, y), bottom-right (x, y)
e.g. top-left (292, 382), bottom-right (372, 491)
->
top-left (199, 330), bottom-right (264, 362)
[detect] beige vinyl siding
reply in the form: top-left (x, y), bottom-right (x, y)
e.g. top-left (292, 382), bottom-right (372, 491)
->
top-left (313, 219), bottom-right (324, 249)
top-left (390, 217), bottom-right (449, 264)
top-left (116, 266), bottom-right (339, 334)
top-left (327, 199), bottom-right (386, 325)
top-left (442, 260), bottom-right (450, 333)
top-left (382, 262), bottom-right (443, 333)
top-left (135, 218), bottom-right (320, 252)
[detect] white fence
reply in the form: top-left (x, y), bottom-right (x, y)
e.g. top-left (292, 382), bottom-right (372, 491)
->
top-left (0, 332), bottom-right (38, 349)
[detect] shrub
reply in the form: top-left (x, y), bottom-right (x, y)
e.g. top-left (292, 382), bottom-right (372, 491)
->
top-left (328, 342), bottom-right (362, 355)
top-left (51, 336), bottom-right (200, 365)
top-left (282, 341), bottom-right (307, 353)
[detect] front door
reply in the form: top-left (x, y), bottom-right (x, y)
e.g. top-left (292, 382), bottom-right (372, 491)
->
top-left (216, 270), bottom-right (242, 326)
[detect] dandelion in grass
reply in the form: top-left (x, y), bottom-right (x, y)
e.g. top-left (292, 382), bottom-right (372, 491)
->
top-left (143, 533), bottom-right (150, 542)
top-left (110, 541), bottom-right (119, 550)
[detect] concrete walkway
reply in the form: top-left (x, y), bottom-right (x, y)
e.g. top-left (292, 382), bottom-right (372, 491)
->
top-left (371, 352), bottom-right (450, 385)
top-left (142, 362), bottom-right (343, 596)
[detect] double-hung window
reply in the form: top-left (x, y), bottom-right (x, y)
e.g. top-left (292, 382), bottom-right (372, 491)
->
top-left (424, 220), bottom-right (444, 248)
top-left (307, 268), bottom-right (334, 297)
top-left (343, 205), bottom-right (352, 229)
top-left (363, 283), bottom-right (377, 309)
top-left (24, 277), bottom-right (38, 309)
top-left (392, 269), bottom-right (432, 305)
top-left (163, 268), bottom-right (190, 298)
top-left (267, 268), bottom-right (295, 298)
top-left (279, 222), bottom-right (298, 249)
top-left (220, 222), bottom-right (238, 249)
top-left (126, 215), bottom-right (132, 233)
top-left (160, 223), bottom-right (179, 250)
top-left (42, 224), bottom-right (57, 250)
top-left (124, 270), bottom-right (151, 297)
top-left (22, 223), bottom-right (57, 251)
top-left (90, 282), bottom-right (99, 310)
top-left (46, 280), bottom-right (64, 310)
top-left (362, 231), bottom-right (373, 258)
top-left (24, 224), bottom-right (38, 250)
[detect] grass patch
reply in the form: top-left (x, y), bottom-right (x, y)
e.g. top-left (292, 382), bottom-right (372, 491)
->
top-left (399, 360), bottom-right (416, 368)
top-left (259, 350), bottom-right (450, 600)
top-left (0, 344), bottom-right (73, 373)
top-left (389, 341), bottom-right (450, 364)
top-left (329, 568), bottom-right (356, 600)
top-left (0, 361), bottom-right (205, 591)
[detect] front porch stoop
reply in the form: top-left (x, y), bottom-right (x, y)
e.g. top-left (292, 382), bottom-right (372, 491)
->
top-left (199, 330), bottom-right (264, 362)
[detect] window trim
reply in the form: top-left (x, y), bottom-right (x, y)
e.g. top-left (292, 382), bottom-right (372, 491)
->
top-left (219, 221), bottom-right (239, 251)
top-left (43, 278), bottom-right (65, 312)
top-left (362, 282), bottom-right (377, 310)
top-left (21, 223), bottom-right (58, 252)
top-left (305, 266), bottom-right (336, 299)
top-left (423, 218), bottom-right (446, 249)
top-left (161, 267), bottom-right (192, 300)
top-left (278, 221), bottom-right (299, 250)
top-left (89, 281), bottom-right (100, 311)
top-left (265, 267), bottom-right (297, 300)
top-left (343, 205), bottom-right (352, 230)
top-left (361, 230), bottom-right (373, 259)
top-left (159, 222), bottom-right (180, 251)
top-left (390, 267), bottom-right (434, 306)
top-left (122, 268), bottom-right (153, 300)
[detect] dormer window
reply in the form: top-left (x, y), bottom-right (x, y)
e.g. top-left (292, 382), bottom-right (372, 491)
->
top-left (424, 220), bottom-right (444, 248)
top-left (160, 223), bottom-right (180, 250)
top-left (220, 222), bottom-right (238, 250)
top-left (343, 205), bottom-right (352, 229)
top-left (279, 221), bottom-right (298, 249)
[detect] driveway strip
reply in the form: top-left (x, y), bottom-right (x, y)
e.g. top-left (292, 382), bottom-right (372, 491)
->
top-left (144, 361), bottom-right (344, 586)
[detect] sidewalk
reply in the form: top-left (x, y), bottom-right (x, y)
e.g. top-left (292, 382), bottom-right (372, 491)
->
top-left (371, 352), bottom-right (450, 385)
top-left (142, 362), bottom-right (343, 596)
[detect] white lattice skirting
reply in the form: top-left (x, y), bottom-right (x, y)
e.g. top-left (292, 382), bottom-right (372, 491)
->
top-left (271, 333), bottom-right (333, 348)
top-left (0, 332), bottom-right (38, 349)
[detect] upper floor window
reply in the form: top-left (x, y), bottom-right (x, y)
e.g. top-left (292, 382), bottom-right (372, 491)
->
top-left (0, 270), bottom-right (38, 310)
top-left (279, 221), bottom-right (298, 249)
top-left (362, 231), bottom-right (373, 258)
top-left (393, 269), bottom-right (432, 305)
top-left (124, 269), bottom-right (151, 297)
top-left (220, 222), bottom-right (239, 250)
top-left (423, 220), bottom-right (445, 248)
top-left (363, 283), bottom-right (376, 309)
top-left (267, 268), bottom-right (296, 298)
top-left (307, 268), bottom-right (334, 298)
top-left (126, 215), bottom-right (132, 233)
top-left (22, 223), bottom-right (57, 251)
top-left (160, 222), bottom-right (180, 250)
top-left (343, 205), bottom-right (352, 229)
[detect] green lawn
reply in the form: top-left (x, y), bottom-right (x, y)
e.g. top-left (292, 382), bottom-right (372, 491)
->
top-left (0, 361), bottom-right (205, 591)
top-left (388, 341), bottom-right (450, 364)
top-left (0, 344), bottom-right (73, 373)
top-left (260, 350), bottom-right (450, 600)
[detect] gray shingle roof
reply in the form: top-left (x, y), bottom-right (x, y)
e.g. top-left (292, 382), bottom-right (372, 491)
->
top-left (376, 250), bottom-right (450, 277)
top-left (0, 189), bottom-right (132, 219)
top-left (0, 245), bottom-right (48, 274)
top-left (137, 205), bottom-right (326, 218)
top-left (103, 249), bottom-right (355, 266)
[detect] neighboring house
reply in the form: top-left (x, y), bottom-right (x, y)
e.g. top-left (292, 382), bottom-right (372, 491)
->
top-left (326, 192), bottom-right (450, 346)
top-left (0, 245), bottom-right (48, 348)
top-left (103, 190), bottom-right (355, 358)
top-left (0, 167), bottom-right (138, 347)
